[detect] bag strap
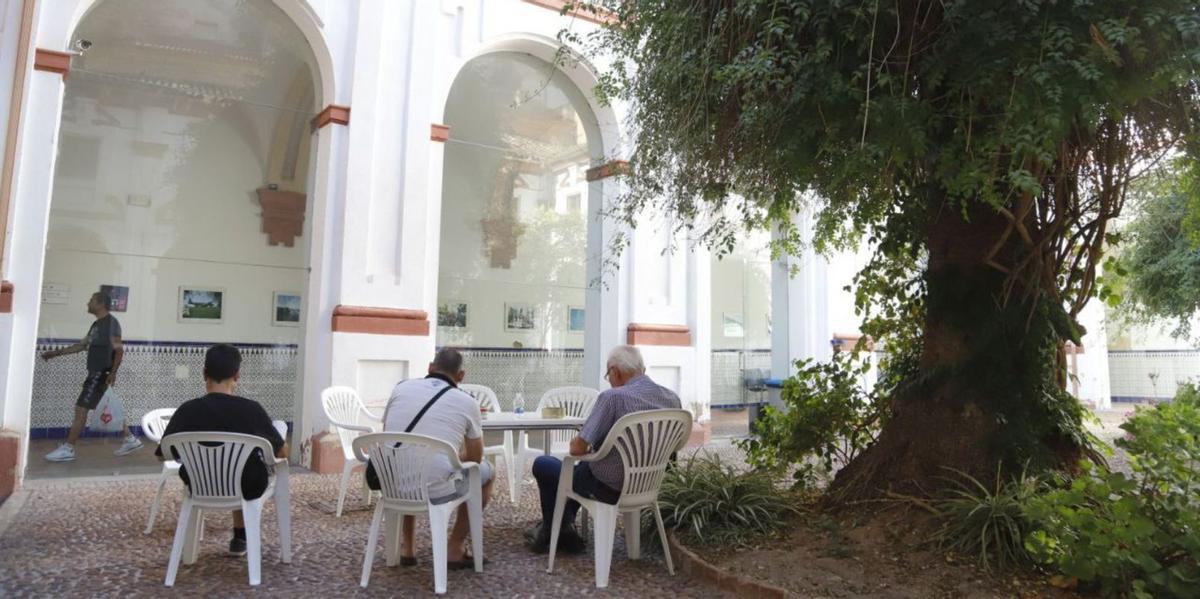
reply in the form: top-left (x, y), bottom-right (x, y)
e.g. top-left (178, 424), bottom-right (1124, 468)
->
top-left (404, 384), bottom-right (455, 434)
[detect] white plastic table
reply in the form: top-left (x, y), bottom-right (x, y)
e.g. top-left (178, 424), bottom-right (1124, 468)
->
top-left (481, 412), bottom-right (585, 454)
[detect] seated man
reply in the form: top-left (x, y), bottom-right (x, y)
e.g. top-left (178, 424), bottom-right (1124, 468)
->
top-left (370, 347), bottom-right (494, 568)
top-left (155, 344), bottom-right (287, 557)
top-left (526, 345), bottom-right (681, 553)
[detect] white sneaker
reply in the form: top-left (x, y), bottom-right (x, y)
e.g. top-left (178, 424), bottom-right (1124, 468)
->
top-left (45, 443), bottom-right (76, 462)
top-left (115, 435), bottom-right (143, 456)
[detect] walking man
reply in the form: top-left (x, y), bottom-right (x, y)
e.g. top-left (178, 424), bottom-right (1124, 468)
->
top-left (41, 291), bottom-right (142, 461)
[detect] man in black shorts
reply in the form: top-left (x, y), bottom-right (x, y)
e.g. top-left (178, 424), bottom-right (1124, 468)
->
top-left (41, 291), bottom-right (142, 461)
top-left (155, 344), bottom-right (288, 556)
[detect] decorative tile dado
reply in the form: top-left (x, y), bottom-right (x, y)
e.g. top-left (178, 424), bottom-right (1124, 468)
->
top-left (32, 340), bottom-right (298, 433)
top-left (458, 349), bottom-right (584, 412)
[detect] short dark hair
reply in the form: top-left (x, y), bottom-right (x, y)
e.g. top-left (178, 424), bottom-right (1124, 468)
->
top-left (92, 291), bottom-right (112, 309)
top-left (431, 347), bottom-right (464, 375)
top-left (204, 344), bottom-right (242, 382)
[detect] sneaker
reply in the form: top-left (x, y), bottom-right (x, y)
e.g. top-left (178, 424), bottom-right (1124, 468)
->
top-left (45, 443), bottom-right (76, 462)
top-left (114, 435), bottom-right (143, 456)
top-left (228, 537), bottom-right (247, 557)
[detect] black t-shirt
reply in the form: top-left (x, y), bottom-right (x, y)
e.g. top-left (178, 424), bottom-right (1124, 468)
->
top-left (155, 393), bottom-right (285, 495)
top-left (85, 314), bottom-right (122, 373)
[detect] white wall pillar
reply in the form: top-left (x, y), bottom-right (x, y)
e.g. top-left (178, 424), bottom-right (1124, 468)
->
top-left (0, 63), bottom-right (67, 481)
top-left (1074, 298), bottom-right (1112, 410)
top-left (770, 211), bottom-right (831, 400)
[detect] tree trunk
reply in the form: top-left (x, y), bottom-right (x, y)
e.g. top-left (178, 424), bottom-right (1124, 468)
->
top-left (829, 204), bottom-right (1086, 500)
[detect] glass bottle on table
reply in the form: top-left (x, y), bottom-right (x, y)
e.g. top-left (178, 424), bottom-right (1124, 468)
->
top-left (513, 393), bottom-right (525, 416)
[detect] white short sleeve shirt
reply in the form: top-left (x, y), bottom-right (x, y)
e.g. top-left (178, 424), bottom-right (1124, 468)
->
top-left (380, 375), bottom-right (482, 497)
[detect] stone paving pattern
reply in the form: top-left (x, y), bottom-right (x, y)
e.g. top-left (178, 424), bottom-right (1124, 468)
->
top-left (0, 464), bottom-right (725, 598)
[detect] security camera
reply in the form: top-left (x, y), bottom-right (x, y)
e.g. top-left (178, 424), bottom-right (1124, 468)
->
top-left (73, 39), bottom-right (92, 52)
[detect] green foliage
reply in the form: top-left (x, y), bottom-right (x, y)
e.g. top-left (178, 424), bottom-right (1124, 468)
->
top-left (655, 453), bottom-right (801, 546)
top-left (1116, 160), bottom-right (1200, 339)
top-left (931, 467), bottom-right (1045, 571)
top-left (737, 355), bottom-right (887, 484)
top-left (1025, 386), bottom-right (1200, 597)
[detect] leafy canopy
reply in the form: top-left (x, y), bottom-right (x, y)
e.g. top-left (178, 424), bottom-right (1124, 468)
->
top-left (567, 0), bottom-right (1200, 322)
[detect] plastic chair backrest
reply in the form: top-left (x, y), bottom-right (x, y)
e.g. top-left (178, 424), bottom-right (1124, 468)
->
top-left (352, 432), bottom-right (461, 506)
top-left (141, 408), bottom-right (176, 444)
top-left (160, 432), bottom-right (275, 502)
top-left (537, 387), bottom-right (598, 445)
top-left (592, 409), bottom-right (692, 508)
top-left (459, 384), bottom-right (500, 413)
top-left (322, 386), bottom-right (373, 461)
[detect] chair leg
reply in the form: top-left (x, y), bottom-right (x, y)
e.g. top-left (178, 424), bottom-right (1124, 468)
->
top-left (275, 473), bottom-right (292, 563)
top-left (164, 503), bottom-right (193, 587)
top-left (243, 499), bottom-right (265, 586)
top-left (592, 505), bottom-right (618, 589)
top-left (624, 509), bottom-right (642, 560)
top-left (360, 505), bottom-right (385, 588)
top-left (183, 508), bottom-right (202, 565)
top-left (385, 512), bottom-right (399, 567)
top-left (505, 431), bottom-right (518, 503)
top-left (654, 503), bottom-right (675, 575)
top-left (468, 470), bottom-right (484, 573)
top-left (429, 504), bottom-right (453, 595)
top-left (145, 468), bottom-right (170, 534)
top-left (337, 460), bottom-right (354, 517)
top-left (547, 489), bottom-right (568, 573)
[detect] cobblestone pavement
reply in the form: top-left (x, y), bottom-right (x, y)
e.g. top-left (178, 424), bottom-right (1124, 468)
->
top-left (0, 465), bottom-right (724, 598)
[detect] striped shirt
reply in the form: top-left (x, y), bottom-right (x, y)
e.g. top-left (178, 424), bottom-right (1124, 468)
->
top-left (579, 374), bottom-right (681, 489)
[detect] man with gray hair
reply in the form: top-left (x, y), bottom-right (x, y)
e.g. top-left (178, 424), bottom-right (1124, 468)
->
top-left (371, 347), bottom-right (494, 569)
top-left (526, 344), bottom-right (681, 553)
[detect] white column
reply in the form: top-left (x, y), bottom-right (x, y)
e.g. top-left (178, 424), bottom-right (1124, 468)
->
top-left (689, 243), bottom-right (712, 422)
top-left (0, 65), bottom-right (67, 480)
top-left (770, 211), bottom-right (831, 403)
top-left (1074, 298), bottom-right (1112, 410)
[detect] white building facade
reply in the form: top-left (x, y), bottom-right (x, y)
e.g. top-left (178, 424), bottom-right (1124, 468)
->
top-left (0, 0), bottom-right (1110, 497)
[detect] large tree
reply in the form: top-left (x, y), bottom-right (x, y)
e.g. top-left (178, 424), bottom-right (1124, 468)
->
top-left (569, 0), bottom-right (1200, 498)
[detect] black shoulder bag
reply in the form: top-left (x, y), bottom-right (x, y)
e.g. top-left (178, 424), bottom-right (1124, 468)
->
top-left (365, 384), bottom-right (455, 491)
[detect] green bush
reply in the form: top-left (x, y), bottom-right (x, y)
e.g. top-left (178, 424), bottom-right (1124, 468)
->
top-left (931, 467), bottom-right (1045, 571)
top-left (736, 355), bottom-right (886, 485)
top-left (655, 453), bottom-right (801, 546)
top-left (1025, 386), bottom-right (1200, 598)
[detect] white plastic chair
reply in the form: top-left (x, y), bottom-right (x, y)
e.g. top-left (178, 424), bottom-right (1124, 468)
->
top-left (353, 432), bottom-right (484, 595)
top-left (321, 386), bottom-right (382, 516)
top-left (460, 384), bottom-right (516, 502)
top-left (142, 408), bottom-right (180, 534)
top-left (514, 387), bottom-right (598, 491)
top-left (160, 432), bottom-right (291, 587)
top-left (546, 409), bottom-right (692, 589)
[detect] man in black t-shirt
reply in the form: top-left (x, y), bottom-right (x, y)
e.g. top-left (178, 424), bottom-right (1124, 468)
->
top-left (41, 291), bottom-right (142, 461)
top-left (155, 343), bottom-right (288, 556)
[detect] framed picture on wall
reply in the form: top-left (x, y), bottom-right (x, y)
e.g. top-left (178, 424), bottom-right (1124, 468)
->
top-left (722, 312), bottom-right (745, 338)
top-left (505, 302), bottom-right (537, 331)
top-left (437, 301), bottom-right (468, 328)
top-left (178, 287), bottom-right (224, 323)
top-left (568, 306), bottom-right (585, 332)
top-left (272, 292), bottom-right (302, 326)
top-left (100, 284), bottom-right (129, 312)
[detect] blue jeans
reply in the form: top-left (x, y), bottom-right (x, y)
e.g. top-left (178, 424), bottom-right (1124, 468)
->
top-left (532, 455), bottom-right (620, 528)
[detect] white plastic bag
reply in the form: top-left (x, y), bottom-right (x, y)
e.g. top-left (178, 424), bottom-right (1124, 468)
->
top-left (89, 388), bottom-right (126, 433)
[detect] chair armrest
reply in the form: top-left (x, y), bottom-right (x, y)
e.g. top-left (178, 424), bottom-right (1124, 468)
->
top-left (360, 406), bottom-right (384, 423)
top-left (331, 421), bottom-right (374, 434)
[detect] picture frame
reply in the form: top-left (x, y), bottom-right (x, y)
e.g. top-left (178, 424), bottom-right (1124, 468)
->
top-left (437, 300), bottom-right (468, 328)
top-left (722, 312), bottom-right (745, 338)
top-left (568, 306), bottom-right (585, 332)
top-left (178, 287), bottom-right (224, 323)
top-left (272, 291), bottom-right (301, 327)
top-left (505, 302), bottom-right (537, 331)
top-left (99, 284), bottom-right (129, 312)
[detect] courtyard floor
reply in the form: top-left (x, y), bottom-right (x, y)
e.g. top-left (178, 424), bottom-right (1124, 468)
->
top-left (0, 451), bottom-right (724, 598)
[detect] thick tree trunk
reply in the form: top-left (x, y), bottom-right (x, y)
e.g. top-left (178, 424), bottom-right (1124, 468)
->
top-left (829, 204), bottom-right (1086, 500)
